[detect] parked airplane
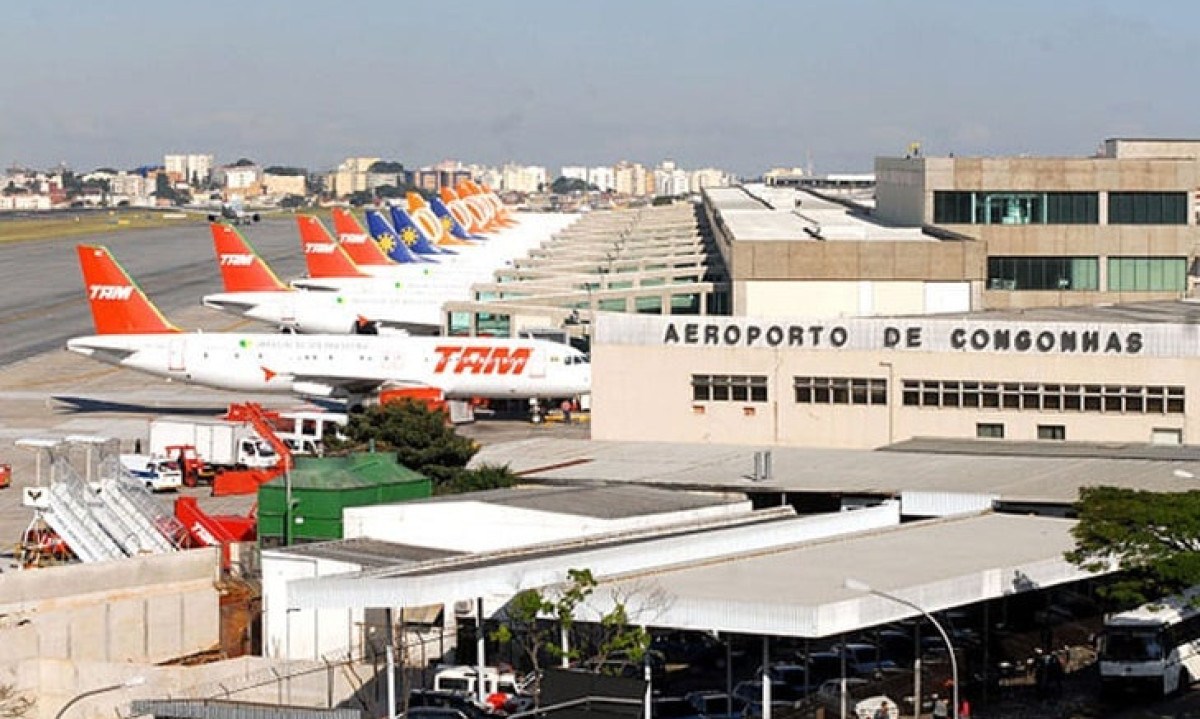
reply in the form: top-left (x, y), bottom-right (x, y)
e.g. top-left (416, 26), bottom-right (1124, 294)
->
top-left (201, 223), bottom-right (444, 334)
top-left (68, 245), bottom-right (590, 405)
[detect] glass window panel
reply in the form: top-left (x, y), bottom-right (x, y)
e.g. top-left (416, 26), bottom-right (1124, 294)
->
top-left (635, 296), bottom-right (662, 314)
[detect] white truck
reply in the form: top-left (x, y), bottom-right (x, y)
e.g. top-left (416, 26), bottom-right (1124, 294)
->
top-left (148, 417), bottom-right (277, 470)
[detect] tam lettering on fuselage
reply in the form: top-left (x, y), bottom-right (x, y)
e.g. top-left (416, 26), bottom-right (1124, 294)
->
top-left (433, 346), bottom-right (531, 374)
top-left (89, 284), bottom-right (134, 301)
top-left (219, 254), bottom-right (255, 266)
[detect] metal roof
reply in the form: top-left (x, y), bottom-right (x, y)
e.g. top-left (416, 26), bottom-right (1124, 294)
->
top-left (470, 437), bottom-right (1200, 504)
top-left (913, 299), bottom-right (1200, 326)
top-left (286, 507), bottom-right (1095, 640)
top-left (402, 484), bottom-right (747, 519)
top-left (708, 185), bottom-right (935, 243)
top-left (287, 503), bottom-right (900, 611)
top-left (267, 537), bottom-right (462, 568)
top-left (585, 512), bottom-right (1089, 638)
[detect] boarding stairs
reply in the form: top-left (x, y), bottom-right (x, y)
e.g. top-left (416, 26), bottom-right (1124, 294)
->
top-left (33, 439), bottom-right (183, 563)
top-left (41, 459), bottom-right (126, 563)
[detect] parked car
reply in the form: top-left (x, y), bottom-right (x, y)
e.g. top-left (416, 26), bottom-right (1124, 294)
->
top-left (732, 680), bottom-right (804, 716)
top-left (684, 691), bottom-right (749, 719)
top-left (407, 690), bottom-right (490, 719)
top-left (829, 642), bottom-right (897, 677)
top-left (816, 679), bottom-right (899, 719)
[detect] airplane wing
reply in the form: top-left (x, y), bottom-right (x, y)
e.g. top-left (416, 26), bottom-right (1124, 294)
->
top-left (282, 370), bottom-right (427, 399)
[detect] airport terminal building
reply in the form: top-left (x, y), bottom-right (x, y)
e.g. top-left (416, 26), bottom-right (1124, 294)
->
top-left (591, 305), bottom-right (1200, 448)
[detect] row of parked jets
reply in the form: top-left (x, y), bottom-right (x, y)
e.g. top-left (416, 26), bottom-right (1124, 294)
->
top-left (67, 182), bottom-right (593, 408)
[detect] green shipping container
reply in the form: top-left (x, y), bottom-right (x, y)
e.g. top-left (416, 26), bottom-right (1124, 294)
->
top-left (258, 452), bottom-right (430, 546)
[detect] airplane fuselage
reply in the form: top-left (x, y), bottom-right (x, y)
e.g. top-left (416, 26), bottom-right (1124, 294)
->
top-left (66, 332), bottom-right (590, 400)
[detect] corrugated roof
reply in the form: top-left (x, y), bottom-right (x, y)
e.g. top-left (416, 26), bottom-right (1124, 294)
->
top-left (470, 437), bottom-right (1200, 504)
top-left (407, 483), bottom-right (745, 519)
top-left (271, 536), bottom-right (461, 567)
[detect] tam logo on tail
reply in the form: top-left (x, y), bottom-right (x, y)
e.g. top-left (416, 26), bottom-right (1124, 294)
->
top-left (304, 243), bottom-right (337, 255)
top-left (88, 284), bottom-right (134, 301)
top-left (219, 254), bottom-right (255, 267)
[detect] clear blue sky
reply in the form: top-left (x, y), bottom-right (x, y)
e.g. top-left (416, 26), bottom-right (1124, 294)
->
top-left (2, 0), bottom-right (1198, 176)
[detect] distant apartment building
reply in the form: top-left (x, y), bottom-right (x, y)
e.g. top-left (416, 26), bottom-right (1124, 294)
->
top-left (560, 166), bottom-right (588, 182)
top-left (328, 157), bottom-right (380, 198)
top-left (215, 164), bottom-right (263, 197)
top-left (109, 171), bottom-right (149, 199)
top-left (654, 161), bottom-right (690, 197)
top-left (691, 168), bottom-right (732, 191)
top-left (262, 172), bottom-right (306, 197)
top-left (164, 153), bottom-right (213, 186)
top-left (875, 137), bottom-right (1200, 309)
top-left (409, 162), bottom-right (473, 194)
top-left (588, 166), bottom-right (615, 192)
top-left (613, 161), bottom-right (649, 196)
top-left (472, 166), bottom-right (503, 191)
top-left (500, 164), bottom-right (547, 194)
top-left (0, 193), bottom-right (51, 211)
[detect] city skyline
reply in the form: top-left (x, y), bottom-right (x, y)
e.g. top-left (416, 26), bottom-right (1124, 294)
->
top-left (3, 1), bottom-right (1198, 175)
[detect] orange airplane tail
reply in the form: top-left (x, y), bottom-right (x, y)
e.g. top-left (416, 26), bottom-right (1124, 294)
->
top-left (210, 223), bottom-right (289, 292)
top-left (332, 208), bottom-right (394, 266)
top-left (296, 215), bottom-right (370, 278)
top-left (76, 245), bottom-right (181, 335)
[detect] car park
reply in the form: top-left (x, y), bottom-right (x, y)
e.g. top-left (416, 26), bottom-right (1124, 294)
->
top-left (732, 680), bottom-right (804, 716)
top-left (829, 642), bottom-right (898, 677)
top-left (816, 679), bottom-right (899, 719)
top-left (684, 691), bottom-right (748, 719)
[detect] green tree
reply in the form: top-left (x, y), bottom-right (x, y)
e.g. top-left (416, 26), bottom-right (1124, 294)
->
top-left (550, 177), bottom-right (590, 195)
top-left (264, 166), bottom-right (308, 176)
top-left (369, 160), bottom-right (406, 174)
top-left (491, 568), bottom-right (600, 703)
top-left (328, 399), bottom-right (515, 494)
top-left (233, 157), bottom-right (256, 167)
top-left (347, 189), bottom-right (374, 206)
top-left (1066, 486), bottom-right (1200, 606)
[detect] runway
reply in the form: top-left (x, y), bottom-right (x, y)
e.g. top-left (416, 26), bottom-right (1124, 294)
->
top-left (0, 218), bottom-right (306, 365)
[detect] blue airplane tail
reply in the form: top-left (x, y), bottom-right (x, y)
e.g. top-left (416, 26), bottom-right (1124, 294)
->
top-left (431, 197), bottom-right (486, 241)
top-left (364, 209), bottom-right (424, 264)
top-left (389, 206), bottom-right (457, 256)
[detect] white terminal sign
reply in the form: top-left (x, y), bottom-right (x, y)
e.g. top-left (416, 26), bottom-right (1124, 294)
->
top-left (661, 320), bottom-right (1148, 355)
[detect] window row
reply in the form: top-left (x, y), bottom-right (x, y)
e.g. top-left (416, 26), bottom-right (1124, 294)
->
top-left (934, 191), bottom-right (1187, 225)
top-left (934, 191), bottom-right (1099, 225)
top-left (976, 423), bottom-right (1065, 440)
top-left (692, 374), bottom-right (768, 402)
top-left (903, 380), bottom-right (1185, 414)
top-left (794, 376), bottom-right (888, 405)
top-left (987, 256), bottom-right (1187, 292)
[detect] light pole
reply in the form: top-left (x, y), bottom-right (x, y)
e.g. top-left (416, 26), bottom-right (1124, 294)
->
top-left (55, 676), bottom-right (145, 719)
top-left (844, 578), bottom-right (958, 719)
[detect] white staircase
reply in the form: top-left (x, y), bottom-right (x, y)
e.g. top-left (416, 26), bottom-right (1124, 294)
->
top-left (29, 438), bottom-right (184, 563)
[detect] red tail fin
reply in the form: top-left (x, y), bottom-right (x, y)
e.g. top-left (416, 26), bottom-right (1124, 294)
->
top-left (331, 207), bottom-right (367, 237)
top-left (296, 215), bottom-right (369, 278)
top-left (76, 245), bottom-right (181, 334)
top-left (331, 208), bottom-right (393, 267)
top-left (210, 223), bottom-right (289, 292)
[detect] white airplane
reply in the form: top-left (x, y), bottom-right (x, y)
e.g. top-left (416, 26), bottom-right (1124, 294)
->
top-left (201, 222), bottom-right (445, 335)
top-left (290, 214), bottom-right (494, 296)
top-left (67, 245), bottom-right (591, 406)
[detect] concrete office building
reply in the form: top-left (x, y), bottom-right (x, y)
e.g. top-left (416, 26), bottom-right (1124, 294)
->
top-left (591, 304), bottom-right (1200, 449)
top-left (704, 185), bottom-right (983, 317)
top-left (875, 138), bottom-right (1200, 310)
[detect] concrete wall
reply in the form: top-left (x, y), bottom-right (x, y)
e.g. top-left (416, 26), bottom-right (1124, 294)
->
top-left (16, 655), bottom-right (380, 719)
top-left (0, 548), bottom-right (220, 667)
top-left (739, 280), bottom-right (971, 318)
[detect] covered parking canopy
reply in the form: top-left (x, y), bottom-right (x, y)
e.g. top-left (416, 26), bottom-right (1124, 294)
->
top-left (288, 508), bottom-right (1098, 640)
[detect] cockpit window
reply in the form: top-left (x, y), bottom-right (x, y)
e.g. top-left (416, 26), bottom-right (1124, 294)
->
top-left (565, 354), bottom-right (590, 366)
